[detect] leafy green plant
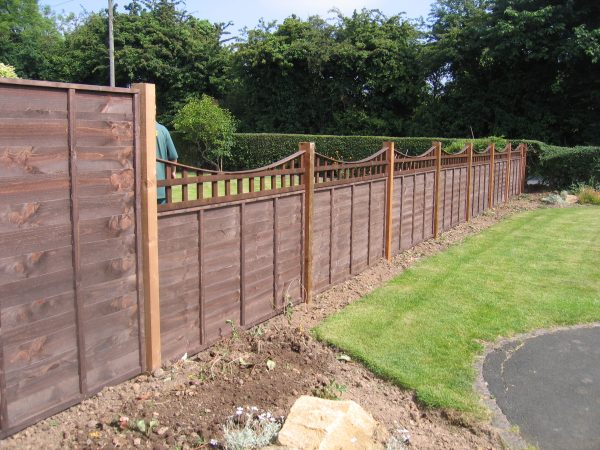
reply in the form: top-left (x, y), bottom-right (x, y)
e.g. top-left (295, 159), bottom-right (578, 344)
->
top-left (173, 95), bottom-right (237, 171)
top-left (313, 379), bottom-right (347, 400)
top-left (0, 63), bottom-right (18, 79)
top-left (225, 319), bottom-right (239, 340)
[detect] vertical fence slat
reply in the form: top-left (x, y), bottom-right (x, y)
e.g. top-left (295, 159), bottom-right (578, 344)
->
top-left (433, 141), bottom-right (442, 238)
top-left (506, 143), bottom-right (512, 202)
top-left (488, 143), bottom-right (496, 209)
top-left (522, 144), bottom-right (527, 193)
top-left (240, 203), bottom-right (246, 326)
top-left (273, 198), bottom-right (279, 309)
top-left (133, 82), bottom-right (161, 371)
top-left (350, 184), bottom-right (355, 274)
top-left (329, 189), bottom-right (334, 286)
top-left (133, 92), bottom-right (146, 371)
top-left (466, 143), bottom-right (473, 222)
top-left (384, 141), bottom-right (394, 261)
top-left (301, 142), bottom-right (315, 304)
top-left (198, 210), bottom-right (205, 345)
top-left (67, 89), bottom-right (87, 395)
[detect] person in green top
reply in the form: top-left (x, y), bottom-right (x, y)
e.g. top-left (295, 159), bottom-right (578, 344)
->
top-left (156, 122), bottom-right (178, 204)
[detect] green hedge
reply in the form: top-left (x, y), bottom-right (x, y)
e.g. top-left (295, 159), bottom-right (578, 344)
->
top-left (172, 131), bottom-right (600, 189)
top-left (538, 145), bottom-right (600, 189)
top-left (174, 132), bottom-right (508, 170)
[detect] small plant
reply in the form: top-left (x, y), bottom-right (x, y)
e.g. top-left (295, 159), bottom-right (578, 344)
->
top-left (226, 319), bottom-right (239, 340)
top-left (222, 406), bottom-right (284, 450)
top-left (135, 418), bottom-right (158, 436)
top-left (313, 379), bottom-right (347, 400)
top-left (573, 184), bottom-right (600, 205)
top-left (248, 324), bottom-right (265, 338)
top-left (283, 295), bottom-right (294, 324)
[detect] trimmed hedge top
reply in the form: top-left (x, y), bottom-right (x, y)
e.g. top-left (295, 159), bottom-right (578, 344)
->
top-left (172, 132), bottom-right (600, 189)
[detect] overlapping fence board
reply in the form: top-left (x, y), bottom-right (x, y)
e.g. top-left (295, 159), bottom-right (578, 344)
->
top-left (0, 80), bottom-right (143, 438)
top-left (311, 180), bottom-right (386, 295)
top-left (158, 193), bottom-right (304, 362)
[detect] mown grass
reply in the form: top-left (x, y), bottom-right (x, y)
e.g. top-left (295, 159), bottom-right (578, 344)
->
top-left (315, 207), bottom-right (600, 415)
top-left (169, 171), bottom-right (299, 202)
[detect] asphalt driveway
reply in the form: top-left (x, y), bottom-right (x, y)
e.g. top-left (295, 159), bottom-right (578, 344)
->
top-left (483, 326), bottom-right (600, 450)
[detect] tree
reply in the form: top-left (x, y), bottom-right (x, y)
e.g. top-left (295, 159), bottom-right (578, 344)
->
top-left (55, 0), bottom-right (233, 123)
top-left (419, 0), bottom-right (600, 145)
top-left (173, 95), bottom-right (237, 171)
top-left (0, 63), bottom-right (19, 78)
top-left (0, 0), bottom-right (64, 80)
top-left (227, 10), bottom-right (426, 135)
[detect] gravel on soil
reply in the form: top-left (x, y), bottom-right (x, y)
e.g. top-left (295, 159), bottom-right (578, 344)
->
top-left (2, 194), bottom-right (550, 450)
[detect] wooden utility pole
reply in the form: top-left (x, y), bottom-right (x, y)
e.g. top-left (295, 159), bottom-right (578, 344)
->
top-left (108, 0), bottom-right (115, 87)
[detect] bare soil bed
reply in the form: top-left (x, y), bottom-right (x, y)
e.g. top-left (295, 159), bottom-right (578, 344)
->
top-left (3, 194), bottom-right (549, 450)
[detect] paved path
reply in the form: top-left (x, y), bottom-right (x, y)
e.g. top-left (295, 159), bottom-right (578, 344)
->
top-left (483, 327), bottom-right (600, 450)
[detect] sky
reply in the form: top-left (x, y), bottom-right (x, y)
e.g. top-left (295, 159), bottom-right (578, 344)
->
top-left (44, 0), bottom-right (435, 32)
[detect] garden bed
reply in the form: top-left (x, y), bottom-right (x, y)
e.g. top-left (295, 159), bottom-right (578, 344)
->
top-left (4, 194), bottom-right (547, 450)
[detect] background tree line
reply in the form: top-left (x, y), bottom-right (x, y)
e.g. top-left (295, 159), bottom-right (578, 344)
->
top-left (2, 0), bottom-right (599, 146)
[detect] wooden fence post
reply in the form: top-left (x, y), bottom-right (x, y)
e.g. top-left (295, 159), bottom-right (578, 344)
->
top-left (505, 143), bottom-right (511, 202)
top-left (384, 141), bottom-right (395, 261)
top-left (433, 141), bottom-right (442, 238)
top-left (488, 143), bottom-right (495, 209)
top-left (466, 142), bottom-right (473, 222)
top-left (301, 142), bottom-right (315, 305)
top-left (521, 143), bottom-right (527, 193)
top-left (133, 83), bottom-right (161, 371)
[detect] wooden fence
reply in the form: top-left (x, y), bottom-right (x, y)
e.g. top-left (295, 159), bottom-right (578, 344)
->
top-left (0, 79), bottom-right (527, 437)
top-left (0, 79), bottom-right (146, 438)
top-left (155, 138), bottom-right (527, 362)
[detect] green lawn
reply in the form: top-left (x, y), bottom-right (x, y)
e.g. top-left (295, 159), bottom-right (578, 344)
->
top-left (315, 207), bottom-right (600, 414)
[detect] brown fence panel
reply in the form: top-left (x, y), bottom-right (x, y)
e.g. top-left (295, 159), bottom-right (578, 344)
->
top-left (470, 150), bottom-right (491, 217)
top-left (438, 151), bottom-right (469, 232)
top-left (157, 158), bottom-right (305, 362)
top-left (493, 150), bottom-right (509, 204)
top-left (0, 79), bottom-right (144, 438)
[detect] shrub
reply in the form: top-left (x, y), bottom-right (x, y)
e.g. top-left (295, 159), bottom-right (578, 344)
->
top-left (538, 146), bottom-right (600, 189)
top-left (573, 185), bottom-right (600, 205)
top-left (0, 63), bottom-right (18, 79)
top-left (173, 95), bottom-right (237, 171)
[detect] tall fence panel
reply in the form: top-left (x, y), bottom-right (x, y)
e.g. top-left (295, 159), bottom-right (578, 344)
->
top-left (0, 79), bottom-right (144, 438)
top-left (392, 148), bottom-right (437, 252)
top-left (156, 153), bottom-right (305, 361)
top-left (311, 152), bottom-right (388, 294)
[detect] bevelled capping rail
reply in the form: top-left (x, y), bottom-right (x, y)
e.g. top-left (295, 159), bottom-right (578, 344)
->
top-left (156, 150), bottom-right (306, 213)
top-left (314, 147), bottom-right (388, 188)
top-left (393, 144), bottom-right (437, 173)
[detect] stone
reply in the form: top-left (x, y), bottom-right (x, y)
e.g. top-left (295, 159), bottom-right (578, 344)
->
top-left (277, 396), bottom-right (386, 450)
top-left (153, 368), bottom-right (165, 378)
top-left (565, 194), bottom-right (579, 204)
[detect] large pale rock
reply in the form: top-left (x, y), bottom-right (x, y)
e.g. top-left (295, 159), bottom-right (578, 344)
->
top-left (277, 396), bottom-right (385, 450)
